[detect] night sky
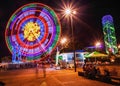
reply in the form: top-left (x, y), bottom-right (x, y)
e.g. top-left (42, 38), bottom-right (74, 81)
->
top-left (0, 0), bottom-right (120, 57)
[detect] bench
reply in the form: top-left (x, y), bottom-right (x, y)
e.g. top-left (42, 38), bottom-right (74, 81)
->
top-left (78, 71), bottom-right (119, 84)
top-left (78, 71), bottom-right (84, 76)
top-left (110, 76), bottom-right (120, 84)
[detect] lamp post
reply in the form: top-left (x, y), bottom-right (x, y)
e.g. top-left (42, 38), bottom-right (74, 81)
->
top-left (64, 8), bottom-right (77, 72)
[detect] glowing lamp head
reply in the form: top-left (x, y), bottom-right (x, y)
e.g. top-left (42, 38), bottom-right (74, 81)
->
top-left (61, 38), bottom-right (67, 44)
top-left (96, 42), bottom-right (100, 47)
top-left (64, 8), bottom-right (71, 15)
top-left (72, 10), bottom-right (76, 14)
top-left (118, 45), bottom-right (120, 48)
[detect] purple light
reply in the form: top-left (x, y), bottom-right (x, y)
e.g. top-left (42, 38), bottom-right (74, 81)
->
top-left (102, 15), bottom-right (113, 25)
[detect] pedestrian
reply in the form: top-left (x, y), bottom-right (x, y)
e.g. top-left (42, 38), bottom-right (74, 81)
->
top-left (42, 62), bottom-right (46, 78)
top-left (96, 67), bottom-right (101, 77)
top-left (102, 68), bottom-right (111, 82)
top-left (35, 63), bottom-right (39, 78)
top-left (0, 81), bottom-right (5, 86)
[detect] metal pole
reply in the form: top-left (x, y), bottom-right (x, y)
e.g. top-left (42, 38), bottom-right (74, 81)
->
top-left (56, 47), bottom-right (59, 66)
top-left (70, 16), bottom-right (76, 72)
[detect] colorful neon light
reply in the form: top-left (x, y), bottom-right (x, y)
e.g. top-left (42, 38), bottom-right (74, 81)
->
top-left (102, 15), bottom-right (118, 54)
top-left (5, 3), bottom-right (61, 61)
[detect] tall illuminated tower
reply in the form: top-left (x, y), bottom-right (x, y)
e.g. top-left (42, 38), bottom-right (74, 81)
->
top-left (102, 15), bottom-right (118, 54)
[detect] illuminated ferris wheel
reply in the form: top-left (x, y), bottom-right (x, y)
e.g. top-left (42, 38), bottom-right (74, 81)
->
top-left (5, 3), bottom-right (61, 61)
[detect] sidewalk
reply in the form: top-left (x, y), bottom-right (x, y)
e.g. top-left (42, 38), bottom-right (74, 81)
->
top-left (0, 68), bottom-right (115, 86)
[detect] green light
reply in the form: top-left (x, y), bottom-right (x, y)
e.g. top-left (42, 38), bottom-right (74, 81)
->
top-left (11, 15), bottom-right (16, 21)
top-left (102, 15), bottom-right (118, 54)
top-left (22, 4), bottom-right (36, 11)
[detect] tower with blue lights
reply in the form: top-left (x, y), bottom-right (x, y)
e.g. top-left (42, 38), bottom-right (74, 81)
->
top-left (102, 15), bottom-right (118, 54)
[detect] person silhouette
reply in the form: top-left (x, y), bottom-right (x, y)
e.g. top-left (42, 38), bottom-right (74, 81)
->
top-left (42, 62), bottom-right (46, 78)
top-left (35, 63), bottom-right (39, 78)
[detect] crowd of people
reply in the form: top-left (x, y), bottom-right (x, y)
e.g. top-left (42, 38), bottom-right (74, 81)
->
top-left (82, 64), bottom-right (111, 82)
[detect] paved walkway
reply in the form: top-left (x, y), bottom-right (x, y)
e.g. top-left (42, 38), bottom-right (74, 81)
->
top-left (0, 68), bottom-right (117, 86)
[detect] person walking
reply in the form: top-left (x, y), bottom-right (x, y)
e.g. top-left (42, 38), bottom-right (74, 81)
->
top-left (42, 62), bottom-right (46, 78)
top-left (35, 63), bottom-right (39, 78)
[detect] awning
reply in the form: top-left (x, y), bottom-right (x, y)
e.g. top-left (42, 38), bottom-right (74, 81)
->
top-left (85, 51), bottom-right (108, 58)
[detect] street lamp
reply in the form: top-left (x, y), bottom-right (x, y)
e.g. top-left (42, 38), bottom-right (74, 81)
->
top-left (64, 8), bottom-right (71, 15)
top-left (118, 44), bottom-right (120, 54)
top-left (64, 8), bottom-right (77, 72)
top-left (60, 37), bottom-right (67, 45)
top-left (64, 8), bottom-right (76, 16)
top-left (95, 42), bottom-right (101, 51)
top-left (95, 42), bottom-right (101, 47)
top-left (60, 37), bottom-right (68, 52)
top-left (118, 44), bottom-right (120, 49)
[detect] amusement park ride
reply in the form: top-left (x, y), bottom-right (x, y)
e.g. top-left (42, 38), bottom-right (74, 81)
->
top-left (5, 3), bottom-right (61, 63)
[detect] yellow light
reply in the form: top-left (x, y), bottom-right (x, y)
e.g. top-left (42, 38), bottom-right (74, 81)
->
top-left (118, 45), bottom-right (120, 48)
top-left (95, 42), bottom-right (101, 47)
top-left (61, 38), bottom-right (67, 44)
top-left (24, 22), bottom-right (40, 41)
top-left (72, 10), bottom-right (76, 14)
